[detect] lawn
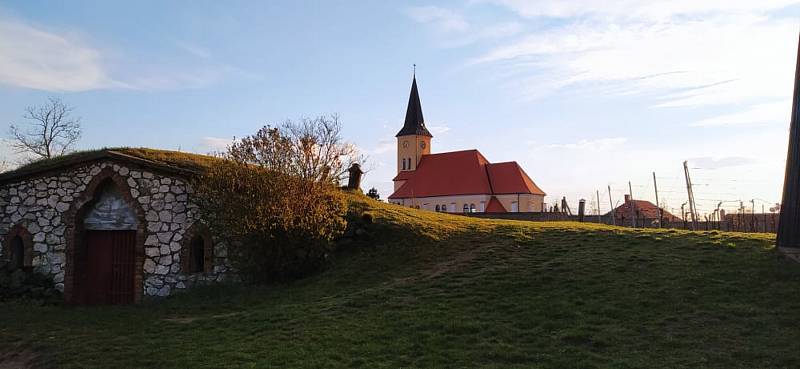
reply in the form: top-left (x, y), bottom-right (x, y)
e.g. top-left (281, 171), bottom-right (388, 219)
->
top-left (2, 193), bottom-right (799, 368)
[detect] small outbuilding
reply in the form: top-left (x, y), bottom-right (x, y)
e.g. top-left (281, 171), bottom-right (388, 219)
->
top-left (0, 149), bottom-right (231, 305)
top-left (604, 194), bottom-right (680, 226)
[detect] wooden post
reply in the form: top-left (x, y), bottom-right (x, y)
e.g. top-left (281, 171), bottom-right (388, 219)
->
top-left (681, 202), bottom-right (687, 229)
top-left (653, 172), bottom-right (662, 228)
top-left (596, 190), bottom-right (602, 224)
top-left (608, 185), bottom-right (616, 226)
top-left (578, 199), bottom-right (586, 222)
top-left (683, 161), bottom-right (698, 231)
top-left (628, 181), bottom-right (636, 228)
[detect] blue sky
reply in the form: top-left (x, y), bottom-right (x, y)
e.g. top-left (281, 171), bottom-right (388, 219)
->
top-left (1, 0), bottom-right (799, 217)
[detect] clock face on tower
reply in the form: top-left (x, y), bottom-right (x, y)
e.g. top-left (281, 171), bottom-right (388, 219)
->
top-left (420, 141), bottom-right (426, 149)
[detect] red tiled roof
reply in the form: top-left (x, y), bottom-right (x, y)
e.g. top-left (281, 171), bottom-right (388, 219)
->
top-left (484, 196), bottom-right (507, 212)
top-left (392, 170), bottom-right (415, 181)
top-left (388, 149), bottom-right (545, 199)
top-left (486, 162), bottom-right (545, 195)
top-left (605, 199), bottom-right (680, 221)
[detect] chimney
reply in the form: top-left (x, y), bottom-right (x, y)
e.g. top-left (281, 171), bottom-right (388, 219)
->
top-left (346, 163), bottom-right (364, 190)
top-left (624, 194), bottom-right (631, 203)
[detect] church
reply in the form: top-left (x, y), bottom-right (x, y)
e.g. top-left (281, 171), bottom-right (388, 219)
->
top-left (388, 77), bottom-right (546, 213)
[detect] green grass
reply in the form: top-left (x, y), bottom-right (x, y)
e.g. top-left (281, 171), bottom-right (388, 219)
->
top-left (3, 193), bottom-right (800, 368)
top-left (2, 147), bottom-right (218, 179)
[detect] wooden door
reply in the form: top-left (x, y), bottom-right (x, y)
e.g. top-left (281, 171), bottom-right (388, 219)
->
top-left (84, 230), bottom-right (136, 305)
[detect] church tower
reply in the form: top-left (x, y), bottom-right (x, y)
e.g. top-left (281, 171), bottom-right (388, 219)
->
top-left (396, 76), bottom-right (432, 175)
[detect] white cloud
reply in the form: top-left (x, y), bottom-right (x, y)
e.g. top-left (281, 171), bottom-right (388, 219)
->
top-left (407, 6), bottom-right (469, 33)
top-left (472, 14), bottom-right (797, 107)
top-left (691, 101), bottom-right (790, 127)
top-left (0, 18), bottom-right (119, 91)
top-left (543, 137), bottom-right (627, 151)
top-left (372, 139), bottom-right (395, 154)
top-left (199, 136), bottom-right (232, 152)
top-left (0, 16), bottom-right (255, 92)
top-left (687, 156), bottom-right (756, 169)
top-left (407, 6), bottom-right (524, 48)
top-left (483, 0), bottom-right (798, 20)
top-left (427, 125), bottom-right (451, 134)
top-left (0, 138), bottom-right (33, 169)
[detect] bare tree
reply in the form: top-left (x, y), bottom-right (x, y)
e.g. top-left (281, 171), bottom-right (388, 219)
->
top-left (227, 114), bottom-right (365, 185)
top-left (8, 97), bottom-right (82, 159)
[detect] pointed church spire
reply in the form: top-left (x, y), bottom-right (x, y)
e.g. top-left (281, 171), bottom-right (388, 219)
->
top-left (396, 74), bottom-right (433, 137)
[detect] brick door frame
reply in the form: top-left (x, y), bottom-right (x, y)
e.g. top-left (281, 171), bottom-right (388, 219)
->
top-left (63, 166), bottom-right (147, 304)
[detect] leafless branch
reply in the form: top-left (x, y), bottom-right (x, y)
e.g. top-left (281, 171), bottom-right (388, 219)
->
top-left (8, 97), bottom-right (82, 159)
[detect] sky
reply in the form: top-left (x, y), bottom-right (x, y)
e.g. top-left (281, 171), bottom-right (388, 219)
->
top-left (0, 0), bottom-right (799, 217)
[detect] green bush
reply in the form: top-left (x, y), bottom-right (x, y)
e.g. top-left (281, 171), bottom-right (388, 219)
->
top-left (193, 117), bottom-right (356, 282)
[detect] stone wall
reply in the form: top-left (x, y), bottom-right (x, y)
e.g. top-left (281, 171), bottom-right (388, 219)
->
top-left (0, 160), bottom-right (231, 301)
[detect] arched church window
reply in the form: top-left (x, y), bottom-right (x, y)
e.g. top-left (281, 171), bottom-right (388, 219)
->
top-left (463, 204), bottom-right (469, 213)
top-left (470, 204), bottom-right (476, 213)
top-left (435, 205), bottom-right (440, 212)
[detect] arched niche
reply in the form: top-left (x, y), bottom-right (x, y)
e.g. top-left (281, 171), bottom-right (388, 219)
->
top-left (181, 223), bottom-right (214, 274)
top-left (3, 224), bottom-right (33, 271)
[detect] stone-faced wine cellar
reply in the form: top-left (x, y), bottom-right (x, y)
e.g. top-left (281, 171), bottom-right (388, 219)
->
top-left (0, 149), bottom-right (231, 304)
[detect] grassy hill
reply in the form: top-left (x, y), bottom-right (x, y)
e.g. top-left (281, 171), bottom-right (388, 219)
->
top-left (2, 193), bottom-right (800, 368)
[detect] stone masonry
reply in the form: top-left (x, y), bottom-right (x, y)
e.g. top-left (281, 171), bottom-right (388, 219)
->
top-left (0, 159), bottom-right (231, 302)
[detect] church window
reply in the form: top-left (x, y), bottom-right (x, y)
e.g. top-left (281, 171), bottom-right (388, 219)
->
top-left (435, 205), bottom-right (440, 212)
top-left (463, 204), bottom-right (470, 213)
top-left (470, 204), bottom-right (476, 213)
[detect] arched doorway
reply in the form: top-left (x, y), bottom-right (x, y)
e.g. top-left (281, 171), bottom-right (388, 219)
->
top-left (74, 180), bottom-right (139, 305)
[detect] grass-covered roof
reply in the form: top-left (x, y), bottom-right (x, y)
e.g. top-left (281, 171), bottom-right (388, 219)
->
top-left (0, 147), bottom-right (220, 184)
